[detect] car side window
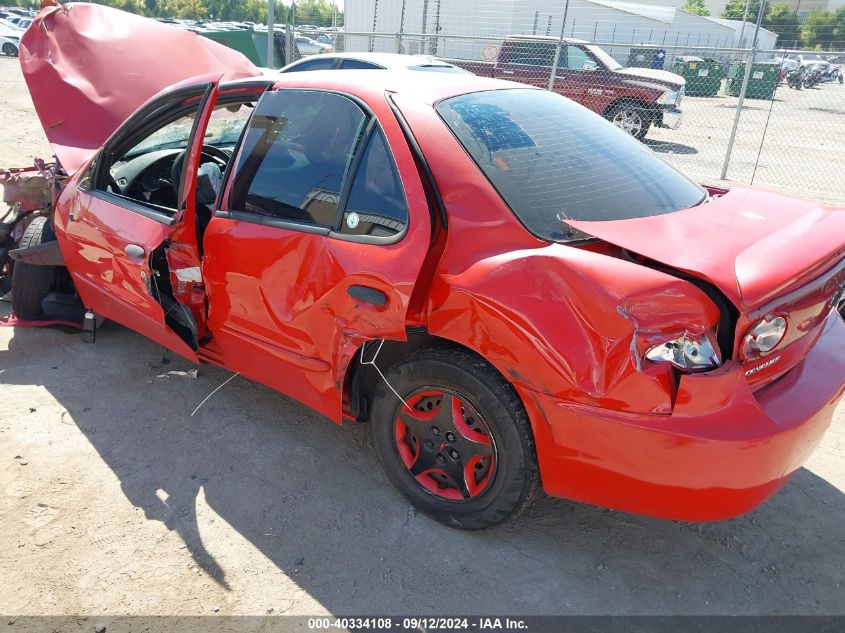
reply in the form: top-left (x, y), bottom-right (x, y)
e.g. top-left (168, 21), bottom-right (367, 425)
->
top-left (339, 128), bottom-right (407, 238)
top-left (506, 42), bottom-right (555, 67)
top-left (229, 90), bottom-right (367, 228)
top-left (565, 46), bottom-right (592, 71)
top-left (339, 59), bottom-right (381, 70)
top-left (286, 57), bottom-right (337, 72)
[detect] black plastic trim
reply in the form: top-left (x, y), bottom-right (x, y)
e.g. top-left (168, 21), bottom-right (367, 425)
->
top-left (214, 209), bottom-right (331, 236)
top-left (91, 190), bottom-right (176, 225)
top-left (347, 285), bottom-right (388, 306)
top-left (386, 93), bottom-right (448, 230)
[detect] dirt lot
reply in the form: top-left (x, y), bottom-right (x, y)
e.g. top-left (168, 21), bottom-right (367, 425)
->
top-left (0, 54), bottom-right (844, 618)
top-left (646, 78), bottom-right (845, 206)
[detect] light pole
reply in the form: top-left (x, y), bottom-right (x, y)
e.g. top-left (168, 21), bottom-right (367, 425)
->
top-left (267, 0), bottom-right (275, 67)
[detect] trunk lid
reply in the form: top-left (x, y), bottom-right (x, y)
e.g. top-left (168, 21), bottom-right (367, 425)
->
top-left (569, 185), bottom-right (845, 311)
top-left (19, 2), bottom-right (260, 174)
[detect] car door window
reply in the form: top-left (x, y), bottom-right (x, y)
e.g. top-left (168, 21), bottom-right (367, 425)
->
top-left (339, 59), bottom-right (381, 70)
top-left (565, 46), bottom-right (592, 71)
top-left (229, 90), bottom-right (367, 228)
top-left (339, 128), bottom-right (407, 238)
top-left (506, 42), bottom-right (555, 67)
top-left (286, 57), bottom-right (337, 72)
top-left (98, 92), bottom-right (209, 214)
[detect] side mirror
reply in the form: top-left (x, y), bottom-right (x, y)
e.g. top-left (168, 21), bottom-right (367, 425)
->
top-left (582, 60), bottom-right (598, 71)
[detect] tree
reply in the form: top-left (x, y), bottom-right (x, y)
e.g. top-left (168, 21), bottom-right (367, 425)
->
top-left (683, 0), bottom-right (710, 17)
top-left (16, 1), bottom-right (342, 26)
top-left (764, 3), bottom-right (799, 47)
top-left (800, 7), bottom-right (845, 50)
top-left (722, 0), bottom-right (761, 21)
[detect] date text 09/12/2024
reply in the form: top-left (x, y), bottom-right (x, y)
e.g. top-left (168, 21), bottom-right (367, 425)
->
top-left (307, 617), bottom-right (529, 630)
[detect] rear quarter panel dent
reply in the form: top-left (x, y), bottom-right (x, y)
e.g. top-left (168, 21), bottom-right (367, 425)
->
top-left (426, 244), bottom-right (720, 415)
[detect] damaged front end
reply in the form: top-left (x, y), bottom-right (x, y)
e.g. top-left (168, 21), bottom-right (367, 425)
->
top-left (0, 160), bottom-right (67, 295)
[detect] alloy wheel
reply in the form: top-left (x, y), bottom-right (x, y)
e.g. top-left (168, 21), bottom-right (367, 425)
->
top-left (612, 108), bottom-right (643, 136)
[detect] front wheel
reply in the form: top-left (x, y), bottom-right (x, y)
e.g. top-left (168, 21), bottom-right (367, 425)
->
top-left (607, 102), bottom-right (651, 140)
top-left (11, 216), bottom-right (59, 320)
top-left (2, 43), bottom-right (17, 57)
top-left (370, 346), bottom-right (540, 529)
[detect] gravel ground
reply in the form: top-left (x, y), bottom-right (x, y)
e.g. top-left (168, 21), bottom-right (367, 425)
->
top-left (0, 54), bottom-right (843, 618)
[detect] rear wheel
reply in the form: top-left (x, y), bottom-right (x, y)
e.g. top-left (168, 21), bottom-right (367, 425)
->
top-left (11, 217), bottom-right (59, 320)
top-left (2, 43), bottom-right (17, 57)
top-left (370, 346), bottom-right (540, 529)
top-left (607, 101), bottom-right (651, 140)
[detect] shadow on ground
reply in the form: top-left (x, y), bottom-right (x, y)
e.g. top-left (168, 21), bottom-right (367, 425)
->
top-left (644, 139), bottom-right (698, 155)
top-left (1, 322), bottom-right (843, 615)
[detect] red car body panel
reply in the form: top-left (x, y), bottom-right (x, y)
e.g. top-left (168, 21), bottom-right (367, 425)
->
top-left (569, 186), bottom-right (845, 310)
top-left (519, 314), bottom-right (845, 520)
top-left (15, 7), bottom-right (845, 521)
top-left (19, 2), bottom-right (260, 173)
top-left (196, 74), bottom-right (433, 422)
top-left (54, 176), bottom-right (199, 361)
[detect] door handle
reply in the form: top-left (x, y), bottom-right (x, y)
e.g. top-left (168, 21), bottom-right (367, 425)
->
top-left (348, 285), bottom-right (388, 307)
top-left (124, 244), bottom-right (145, 259)
top-left (501, 70), bottom-right (514, 75)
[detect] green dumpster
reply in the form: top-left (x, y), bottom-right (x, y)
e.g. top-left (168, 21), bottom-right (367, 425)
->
top-left (725, 61), bottom-right (779, 99)
top-left (671, 56), bottom-right (722, 97)
top-left (200, 29), bottom-right (295, 67)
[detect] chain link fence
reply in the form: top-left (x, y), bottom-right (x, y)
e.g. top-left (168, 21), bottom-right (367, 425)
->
top-left (287, 0), bottom-right (844, 206)
top-left (328, 30), bottom-right (845, 205)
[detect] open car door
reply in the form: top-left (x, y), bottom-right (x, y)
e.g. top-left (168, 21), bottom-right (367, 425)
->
top-left (55, 79), bottom-right (226, 362)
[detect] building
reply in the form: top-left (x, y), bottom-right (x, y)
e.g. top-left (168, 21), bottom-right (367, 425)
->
top-left (703, 17), bottom-right (778, 49)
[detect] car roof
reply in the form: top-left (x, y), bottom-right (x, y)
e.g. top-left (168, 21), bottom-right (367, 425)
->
top-left (255, 68), bottom-right (536, 106)
top-left (504, 34), bottom-right (589, 44)
top-left (283, 52), bottom-right (459, 71)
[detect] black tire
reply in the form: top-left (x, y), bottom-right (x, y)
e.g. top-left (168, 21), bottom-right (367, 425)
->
top-left (370, 345), bottom-right (540, 529)
top-left (607, 101), bottom-right (651, 140)
top-left (11, 216), bottom-right (58, 320)
top-left (2, 43), bottom-right (17, 57)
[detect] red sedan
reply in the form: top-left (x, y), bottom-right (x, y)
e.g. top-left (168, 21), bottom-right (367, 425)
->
top-left (6, 5), bottom-right (845, 529)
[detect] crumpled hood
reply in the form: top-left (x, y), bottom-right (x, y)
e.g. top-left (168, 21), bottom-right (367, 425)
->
top-left (20, 2), bottom-right (261, 174)
top-left (617, 67), bottom-right (685, 89)
top-left (569, 185), bottom-right (845, 310)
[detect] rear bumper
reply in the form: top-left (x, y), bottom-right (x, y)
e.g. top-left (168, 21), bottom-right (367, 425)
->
top-left (519, 312), bottom-right (845, 521)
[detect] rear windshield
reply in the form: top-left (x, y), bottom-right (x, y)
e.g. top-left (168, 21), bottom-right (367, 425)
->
top-left (409, 64), bottom-right (468, 73)
top-left (436, 89), bottom-right (705, 242)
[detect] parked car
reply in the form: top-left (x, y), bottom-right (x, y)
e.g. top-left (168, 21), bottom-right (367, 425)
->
top-left (5, 5), bottom-right (845, 529)
top-left (280, 52), bottom-right (469, 74)
top-left (7, 15), bottom-right (31, 29)
top-left (0, 17), bottom-right (23, 31)
top-left (294, 34), bottom-right (332, 56)
top-left (450, 35), bottom-right (685, 140)
top-left (0, 32), bottom-right (17, 56)
top-left (772, 52), bottom-right (832, 73)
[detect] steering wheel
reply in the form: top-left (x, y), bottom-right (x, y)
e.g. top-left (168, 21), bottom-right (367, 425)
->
top-left (169, 144), bottom-right (231, 196)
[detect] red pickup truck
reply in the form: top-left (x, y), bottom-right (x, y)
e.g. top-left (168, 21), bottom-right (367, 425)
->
top-left (453, 36), bottom-right (685, 140)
